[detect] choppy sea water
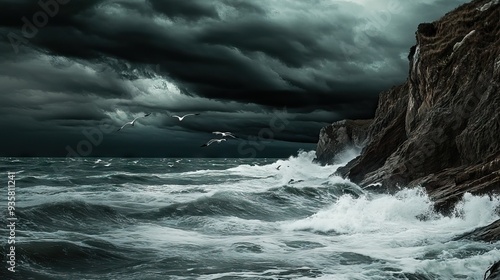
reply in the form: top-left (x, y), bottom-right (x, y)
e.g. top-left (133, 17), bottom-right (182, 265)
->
top-left (0, 151), bottom-right (499, 280)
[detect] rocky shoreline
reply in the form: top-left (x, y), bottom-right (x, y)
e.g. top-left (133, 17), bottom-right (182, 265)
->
top-left (315, 0), bottom-right (500, 274)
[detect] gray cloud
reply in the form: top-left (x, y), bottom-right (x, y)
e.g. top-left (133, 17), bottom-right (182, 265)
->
top-left (0, 0), bottom-right (469, 157)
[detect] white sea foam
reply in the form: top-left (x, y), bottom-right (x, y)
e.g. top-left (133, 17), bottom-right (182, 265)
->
top-left (280, 188), bottom-right (500, 278)
top-left (16, 155), bottom-right (500, 279)
top-left (285, 188), bottom-right (499, 236)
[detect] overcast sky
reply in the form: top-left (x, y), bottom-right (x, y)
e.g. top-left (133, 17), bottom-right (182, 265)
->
top-left (0, 0), bottom-right (468, 157)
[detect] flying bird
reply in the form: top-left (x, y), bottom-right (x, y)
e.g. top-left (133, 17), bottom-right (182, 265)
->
top-left (201, 138), bottom-right (226, 147)
top-left (171, 113), bottom-right (200, 121)
top-left (117, 113), bottom-right (151, 131)
top-left (212, 131), bottom-right (237, 138)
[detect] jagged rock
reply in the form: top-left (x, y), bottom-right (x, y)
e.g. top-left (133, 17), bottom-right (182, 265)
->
top-left (456, 220), bottom-right (500, 279)
top-left (485, 260), bottom-right (500, 280)
top-left (337, 84), bottom-right (410, 186)
top-left (319, 0), bottom-right (500, 221)
top-left (314, 119), bottom-right (372, 165)
top-left (315, 2), bottom-right (500, 278)
top-left (455, 219), bottom-right (500, 242)
top-left (417, 23), bottom-right (437, 37)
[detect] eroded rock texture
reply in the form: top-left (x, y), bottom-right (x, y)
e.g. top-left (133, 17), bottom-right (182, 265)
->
top-left (315, 119), bottom-right (372, 165)
top-left (317, 0), bottom-right (500, 239)
top-left (334, 0), bottom-right (499, 207)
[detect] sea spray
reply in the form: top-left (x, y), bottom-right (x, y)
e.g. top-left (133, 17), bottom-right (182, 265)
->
top-left (2, 155), bottom-right (498, 279)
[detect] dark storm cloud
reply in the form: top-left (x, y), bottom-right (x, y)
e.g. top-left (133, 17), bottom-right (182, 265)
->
top-left (199, 20), bottom-right (344, 68)
top-left (219, 0), bottom-right (266, 15)
top-left (34, 103), bottom-right (108, 122)
top-left (0, 0), bottom-right (470, 157)
top-left (0, 52), bottom-right (131, 99)
top-left (147, 0), bottom-right (219, 20)
top-left (0, 0), bottom-right (103, 28)
top-left (2, 0), bottom-right (382, 106)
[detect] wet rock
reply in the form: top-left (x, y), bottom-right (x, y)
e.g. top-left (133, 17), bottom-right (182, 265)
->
top-left (455, 219), bottom-right (500, 242)
top-left (315, 119), bottom-right (372, 165)
top-left (319, 0), bottom-right (500, 216)
top-left (485, 260), bottom-right (500, 280)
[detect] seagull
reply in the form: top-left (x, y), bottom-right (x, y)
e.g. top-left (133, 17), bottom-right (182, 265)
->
top-left (276, 165), bottom-right (281, 170)
top-left (117, 113), bottom-right (151, 131)
top-left (171, 113), bottom-right (200, 121)
top-left (201, 138), bottom-right (226, 147)
top-left (212, 131), bottom-right (237, 138)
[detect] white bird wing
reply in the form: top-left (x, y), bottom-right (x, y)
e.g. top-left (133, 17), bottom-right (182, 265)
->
top-left (119, 121), bottom-right (132, 130)
top-left (181, 113), bottom-right (197, 119)
top-left (206, 139), bottom-right (218, 146)
top-left (171, 115), bottom-right (181, 120)
top-left (216, 132), bottom-right (235, 138)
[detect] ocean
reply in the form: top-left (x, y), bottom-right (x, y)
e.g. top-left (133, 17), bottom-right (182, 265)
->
top-left (1, 151), bottom-right (499, 280)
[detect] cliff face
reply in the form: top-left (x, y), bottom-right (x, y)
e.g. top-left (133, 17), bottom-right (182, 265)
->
top-left (315, 119), bottom-right (372, 165)
top-left (319, 0), bottom-right (500, 211)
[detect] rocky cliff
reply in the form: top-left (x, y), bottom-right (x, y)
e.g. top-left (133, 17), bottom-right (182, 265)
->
top-left (317, 1), bottom-right (500, 274)
top-left (315, 119), bottom-right (372, 165)
top-left (329, 0), bottom-right (500, 207)
top-left (317, 0), bottom-right (500, 231)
